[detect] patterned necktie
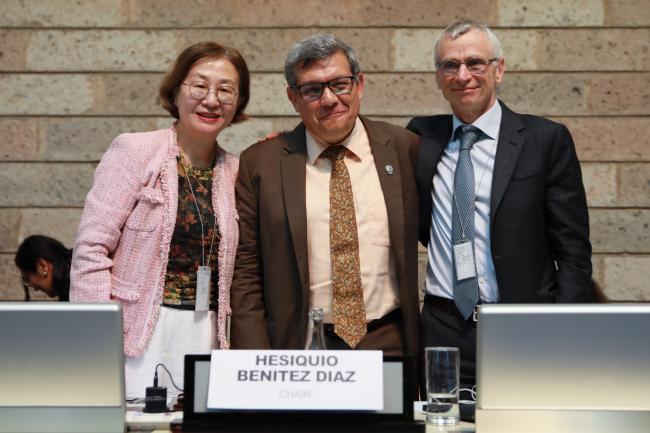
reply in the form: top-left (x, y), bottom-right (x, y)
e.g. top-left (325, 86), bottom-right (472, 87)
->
top-left (452, 125), bottom-right (481, 319)
top-left (323, 145), bottom-right (366, 348)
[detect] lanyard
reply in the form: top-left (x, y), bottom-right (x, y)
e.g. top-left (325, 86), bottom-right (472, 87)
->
top-left (179, 154), bottom-right (218, 268)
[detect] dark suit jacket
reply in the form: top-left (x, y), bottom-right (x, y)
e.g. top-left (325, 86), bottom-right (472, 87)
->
top-left (407, 101), bottom-right (592, 302)
top-left (231, 116), bottom-right (421, 360)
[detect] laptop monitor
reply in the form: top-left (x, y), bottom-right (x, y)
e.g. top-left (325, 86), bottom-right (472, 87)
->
top-left (0, 303), bottom-right (125, 433)
top-left (476, 304), bottom-right (650, 433)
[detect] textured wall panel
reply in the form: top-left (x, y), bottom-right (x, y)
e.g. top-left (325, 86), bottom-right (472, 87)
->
top-left (0, 1), bottom-right (648, 299)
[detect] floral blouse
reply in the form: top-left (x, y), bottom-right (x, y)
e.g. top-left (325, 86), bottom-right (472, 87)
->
top-left (162, 159), bottom-right (220, 310)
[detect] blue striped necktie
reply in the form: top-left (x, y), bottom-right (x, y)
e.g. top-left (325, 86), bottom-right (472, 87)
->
top-left (452, 125), bottom-right (481, 319)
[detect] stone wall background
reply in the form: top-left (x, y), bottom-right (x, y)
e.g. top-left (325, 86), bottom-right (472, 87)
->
top-left (1, 0), bottom-right (648, 301)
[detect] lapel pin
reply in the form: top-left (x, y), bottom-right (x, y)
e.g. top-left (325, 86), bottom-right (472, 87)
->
top-left (385, 164), bottom-right (394, 175)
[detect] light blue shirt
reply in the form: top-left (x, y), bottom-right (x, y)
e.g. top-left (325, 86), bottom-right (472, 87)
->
top-left (424, 101), bottom-right (501, 302)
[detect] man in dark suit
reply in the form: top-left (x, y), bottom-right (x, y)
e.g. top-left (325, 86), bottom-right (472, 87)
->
top-left (231, 34), bottom-right (421, 362)
top-left (407, 20), bottom-right (592, 387)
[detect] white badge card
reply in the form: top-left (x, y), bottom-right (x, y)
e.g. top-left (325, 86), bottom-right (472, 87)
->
top-left (453, 241), bottom-right (476, 281)
top-left (207, 350), bottom-right (384, 411)
top-left (195, 266), bottom-right (211, 312)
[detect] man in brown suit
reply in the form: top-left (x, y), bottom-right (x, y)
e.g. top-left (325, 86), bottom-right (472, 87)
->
top-left (231, 34), bottom-right (420, 361)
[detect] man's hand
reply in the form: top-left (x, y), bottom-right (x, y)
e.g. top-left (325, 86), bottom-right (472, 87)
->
top-left (257, 130), bottom-right (284, 143)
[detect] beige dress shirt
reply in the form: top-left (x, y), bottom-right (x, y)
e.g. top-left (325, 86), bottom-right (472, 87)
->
top-left (305, 117), bottom-right (399, 323)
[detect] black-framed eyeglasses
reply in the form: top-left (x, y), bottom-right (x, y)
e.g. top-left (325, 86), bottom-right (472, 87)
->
top-left (436, 57), bottom-right (499, 76)
top-left (182, 81), bottom-right (238, 104)
top-left (293, 75), bottom-right (357, 102)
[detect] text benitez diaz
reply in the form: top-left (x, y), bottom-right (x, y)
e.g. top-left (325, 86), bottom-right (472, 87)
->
top-left (237, 354), bottom-right (356, 383)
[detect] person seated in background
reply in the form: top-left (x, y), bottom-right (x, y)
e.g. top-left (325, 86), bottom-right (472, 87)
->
top-left (70, 41), bottom-right (250, 400)
top-left (15, 235), bottom-right (71, 302)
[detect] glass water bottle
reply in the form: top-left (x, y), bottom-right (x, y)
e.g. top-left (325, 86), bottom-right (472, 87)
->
top-left (304, 307), bottom-right (327, 350)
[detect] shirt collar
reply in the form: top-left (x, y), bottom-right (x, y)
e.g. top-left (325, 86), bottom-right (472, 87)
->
top-left (306, 117), bottom-right (366, 164)
top-left (452, 99), bottom-right (502, 141)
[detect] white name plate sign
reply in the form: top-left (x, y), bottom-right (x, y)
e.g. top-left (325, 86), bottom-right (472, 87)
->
top-left (207, 350), bottom-right (383, 411)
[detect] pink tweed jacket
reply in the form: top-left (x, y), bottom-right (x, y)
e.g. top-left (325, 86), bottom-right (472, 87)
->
top-left (70, 127), bottom-right (239, 357)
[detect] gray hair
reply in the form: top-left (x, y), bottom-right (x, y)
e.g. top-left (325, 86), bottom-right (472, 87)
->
top-left (284, 33), bottom-right (361, 87)
top-left (433, 20), bottom-right (504, 65)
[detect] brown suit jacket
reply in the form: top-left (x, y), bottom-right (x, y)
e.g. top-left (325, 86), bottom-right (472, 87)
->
top-left (230, 116), bottom-right (421, 361)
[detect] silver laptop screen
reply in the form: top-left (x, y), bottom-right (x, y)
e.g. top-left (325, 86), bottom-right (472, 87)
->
top-left (477, 304), bottom-right (650, 411)
top-left (0, 303), bottom-right (125, 407)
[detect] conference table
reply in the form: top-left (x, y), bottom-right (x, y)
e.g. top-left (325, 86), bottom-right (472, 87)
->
top-left (140, 427), bottom-right (475, 433)
top-left (126, 407), bottom-right (476, 432)
top-left (132, 425), bottom-right (475, 433)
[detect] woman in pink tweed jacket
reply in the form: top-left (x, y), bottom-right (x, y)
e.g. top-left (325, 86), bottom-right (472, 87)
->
top-left (71, 42), bottom-right (250, 398)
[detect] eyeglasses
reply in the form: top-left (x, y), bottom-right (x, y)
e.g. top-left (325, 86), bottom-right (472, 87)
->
top-left (293, 75), bottom-right (357, 102)
top-left (436, 57), bottom-right (499, 76)
top-left (182, 81), bottom-right (238, 104)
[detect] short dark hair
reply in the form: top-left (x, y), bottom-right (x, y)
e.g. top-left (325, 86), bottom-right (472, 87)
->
top-left (15, 235), bottom-right (72, 301)
top-left (159, 42), bottom-right (250, 123)
top-left (284, 33), bottom-right (361, 88)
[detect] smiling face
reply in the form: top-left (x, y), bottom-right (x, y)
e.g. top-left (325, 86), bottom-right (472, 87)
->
top-left (175, 57), bottom-right (240, 142)
top-left (435, 29), bottom-right (505, 124)
top-left (287, 51), bottom-right (365, 145)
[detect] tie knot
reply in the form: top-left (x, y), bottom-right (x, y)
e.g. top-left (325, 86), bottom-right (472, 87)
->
top-left (321, 145), bottom-right (347, 162)
top-left (458, 125), bottom-right (481, 151)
